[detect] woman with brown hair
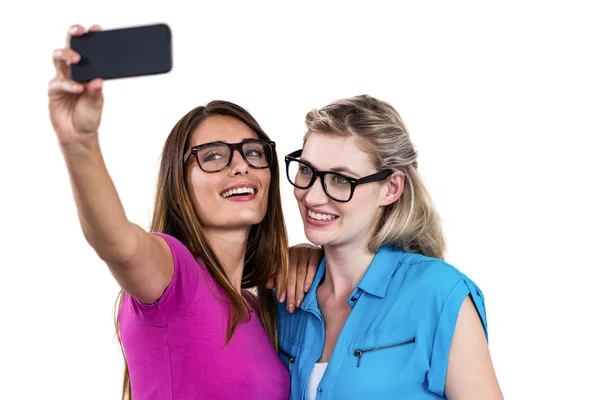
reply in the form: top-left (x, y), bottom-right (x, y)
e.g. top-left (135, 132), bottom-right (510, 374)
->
top-left (49, 24), bottom-right (319, 399)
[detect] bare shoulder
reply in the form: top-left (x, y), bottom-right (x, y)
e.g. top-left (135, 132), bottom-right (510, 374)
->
top-left (107, 228), bottom-right (175, 305)
top-left (445, 297), bottom-right (504, 400)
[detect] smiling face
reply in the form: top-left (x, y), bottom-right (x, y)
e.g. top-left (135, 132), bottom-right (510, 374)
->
top-left (294, 133), bottom-right (395, 249)
top-left (185, 115), bottom-right (271, 231)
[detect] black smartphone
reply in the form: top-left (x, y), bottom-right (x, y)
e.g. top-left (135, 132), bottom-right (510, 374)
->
top-left (70, 23), bottom-right (173, 82)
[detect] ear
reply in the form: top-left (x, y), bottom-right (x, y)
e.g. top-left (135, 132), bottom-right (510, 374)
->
top-left (380, 171), bottom-right (405, 207)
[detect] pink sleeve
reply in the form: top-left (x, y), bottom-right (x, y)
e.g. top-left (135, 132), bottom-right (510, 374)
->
top-left (125, 232), bottom-right (201, 326)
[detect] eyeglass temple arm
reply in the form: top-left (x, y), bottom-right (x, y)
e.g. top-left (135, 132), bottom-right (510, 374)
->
top-left (183, 148), bottom-right (193, 164)
top-left (355, 170), bottom-right (393, 184)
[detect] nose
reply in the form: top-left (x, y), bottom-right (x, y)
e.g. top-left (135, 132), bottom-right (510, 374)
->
top-left (229, 149), bottom-right (249, 175)
top-left (303, 176), bottom-right (329, 206)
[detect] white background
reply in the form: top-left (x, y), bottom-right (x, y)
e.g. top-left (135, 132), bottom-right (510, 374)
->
top-left (1, 0), bottom-right (599, 399)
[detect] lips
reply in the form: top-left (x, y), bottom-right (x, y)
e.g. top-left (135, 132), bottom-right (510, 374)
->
top-left (306, 207), bottom-right (339, 221)
top-left (220, 184), bottom-right (258, 198)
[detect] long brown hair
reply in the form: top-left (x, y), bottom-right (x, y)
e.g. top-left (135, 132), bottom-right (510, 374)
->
top-left (114, 101), bottom-right (289, 399)
top-left (304, 94), bottom-right (445, 259)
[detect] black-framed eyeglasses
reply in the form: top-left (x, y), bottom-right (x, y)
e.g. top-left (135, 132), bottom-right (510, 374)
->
top-left (183, 139), bottom-right (276, 173)
top-left (284, 150), bottom-right (393, 202)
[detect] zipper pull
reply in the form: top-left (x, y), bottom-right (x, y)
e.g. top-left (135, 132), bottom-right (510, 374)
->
top-left (353, 349), bottom-right (362, 368)
top-left (288, 357), bottom-right (296, 375)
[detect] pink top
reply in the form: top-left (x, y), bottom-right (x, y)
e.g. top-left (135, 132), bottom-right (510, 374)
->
top-left (118, 233), bottom-right (290, 400)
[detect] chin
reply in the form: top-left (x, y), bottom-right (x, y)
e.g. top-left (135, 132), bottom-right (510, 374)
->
top-left (304, 229), bottom-right (335, 247)
top-left (205, 209), bottom-right (265, 229)
top-left (228, 214), bottom-right (264, 227)
top-left (243, 209), bottom-right (267, 224)
top-left (226, 203), bottom-right (267, 223)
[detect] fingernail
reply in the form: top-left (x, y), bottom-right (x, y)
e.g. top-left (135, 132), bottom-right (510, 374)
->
top-left (304, 284), bottom-right (310, 292)
top-left (296, 299), bottom-right (301, 307)
top-left (287, 304), bottom-right (295, 313)
top-left (53, 49), bottom-right (62, 58)
top-left (279, 296), bottom-right (285, 303)
top-left (70, 26), bottom-right (79, 34)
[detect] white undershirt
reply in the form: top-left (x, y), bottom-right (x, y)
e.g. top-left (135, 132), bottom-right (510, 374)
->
top-left (306, 362), bottom-right (328, 400)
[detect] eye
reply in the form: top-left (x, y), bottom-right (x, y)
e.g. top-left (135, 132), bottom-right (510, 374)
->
top-left (244, 147), bottom-right (265, 158)
top-left (331, 174), bottom-right (350, 185)
top-left (299, 166), bottom-right (313, 176)
top-left (202, 151), bottom-right (226, 162)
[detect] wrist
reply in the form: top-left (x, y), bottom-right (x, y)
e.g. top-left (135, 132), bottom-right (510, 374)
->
top-left (59, 133), bottom-right (102, 162)
top-left (60, 132), bottom-right (99, 152)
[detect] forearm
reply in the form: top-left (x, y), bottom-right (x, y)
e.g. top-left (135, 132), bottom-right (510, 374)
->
top-left (60, 134), bottom-right (138, 262)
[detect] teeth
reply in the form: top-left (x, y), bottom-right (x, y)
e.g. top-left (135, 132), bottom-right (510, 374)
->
top-left (308, 209), bottom-right (337, 221)
top-left (221, 187), bottom-right (255, 198)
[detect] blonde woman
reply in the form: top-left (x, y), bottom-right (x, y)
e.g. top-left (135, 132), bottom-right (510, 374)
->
top-left (278, 95), bottom-right (503, 399)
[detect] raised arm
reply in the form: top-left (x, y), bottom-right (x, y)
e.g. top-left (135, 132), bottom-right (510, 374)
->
top-left (48, 24), bottom-right (173, 304)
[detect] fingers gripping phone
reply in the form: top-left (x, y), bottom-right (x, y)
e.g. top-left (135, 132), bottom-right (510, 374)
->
top-left (70, 23), bottom-right (173, 82)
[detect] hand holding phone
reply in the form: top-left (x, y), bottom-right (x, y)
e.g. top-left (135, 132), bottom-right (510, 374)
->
top-left (49, 23), bottom-right (173, 146)
top-left (69, 23), bottom-right (173, 82)
top-left (49, 24), bottom-right (106, 146)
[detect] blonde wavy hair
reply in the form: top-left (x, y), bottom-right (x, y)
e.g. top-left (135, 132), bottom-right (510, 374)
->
top-left (303, 94), bottom-right (445, 259)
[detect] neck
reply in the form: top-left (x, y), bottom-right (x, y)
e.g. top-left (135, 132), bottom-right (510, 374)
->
top-left (321, 242), bottom-right (376, 299)
top-left (204, 227), bottom-right (250, 293)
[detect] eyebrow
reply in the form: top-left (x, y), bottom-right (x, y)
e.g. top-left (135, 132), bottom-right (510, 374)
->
top-left (194, 138), bottom-right (258, 147)
top-left (299, 158), bottom-right (360, 177)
